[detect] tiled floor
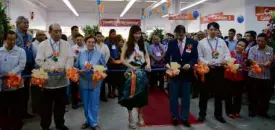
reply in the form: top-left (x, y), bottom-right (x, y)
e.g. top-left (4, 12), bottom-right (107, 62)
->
top-left (23, 96), bottom-right (275, 130)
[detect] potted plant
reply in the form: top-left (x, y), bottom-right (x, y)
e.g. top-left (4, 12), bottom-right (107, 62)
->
top-left (0, 0), bottom-right (11, 47)
top-left (82, 25), bottom-right (100, 37)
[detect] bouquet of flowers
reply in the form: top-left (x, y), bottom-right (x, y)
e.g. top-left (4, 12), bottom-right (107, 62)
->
top-left (5, 73), bottom-right (24, 88)
top-left (194, 62), bottom-right (210, 82)
top-left (66, 67), bottom-right (80, 83)
top-left (165, 62), bottom-right (181, 77)
top-left (250, 61), bottom-right (262, 75)
top-left (31, 68), bottom-right (49, 88)
top-left (92, 65), bottom-right (107, 88)
top-left (225, 58), bottom-right (240, 74)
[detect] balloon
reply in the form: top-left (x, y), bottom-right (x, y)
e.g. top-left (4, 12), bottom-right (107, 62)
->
top-left (193, 11), bottom-right (199, 19)
top-left (162, 5), bottom-right (166, 12)
top-left (166, 0), bottom-right (171, 8)
top-left (237, 15), bottom-right (244, 23)
top-left (96, 0), bottom-right (101, 5)
top-left (148, 10), bottom-right (152, 17)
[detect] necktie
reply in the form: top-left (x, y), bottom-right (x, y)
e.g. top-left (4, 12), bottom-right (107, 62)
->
top-left (179, 41), bottom-right (183, 56)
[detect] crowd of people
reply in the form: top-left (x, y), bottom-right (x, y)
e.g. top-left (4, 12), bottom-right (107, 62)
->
top-left (0, 15), bottom-right (274, 130)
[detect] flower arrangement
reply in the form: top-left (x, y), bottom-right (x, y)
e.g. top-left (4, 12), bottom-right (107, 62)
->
top-left (31, 68), bottom-right (49, 88)
top-left (74, 49), bottom-right (79, 55)
top-left (225, 58), bottom-right (240, 74)
top-left (250, 61), bottom-right (262, 75)
top-left (85, 62), bottom-right (92, 69)
top-left (166, 62), bottom-right (181, 77)
top-left (66, 67), bottom-right (80, 83)
top-left (0, 0), bottom-right (11, 46)
top-left (92, 65), bottom-right (107, 88)
top-left (52, 51), bottom-right (59, 62)
top-left (194, 62), bottom-right (210, 82)
top-left (5, 73), bottom-right (23, 88)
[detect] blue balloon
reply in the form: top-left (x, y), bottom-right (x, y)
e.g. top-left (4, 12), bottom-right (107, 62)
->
top-left (148, 10), bottom-right (152, 17)
top-left (193, 11), bottom-right (199, 19)
top-left (162, 5), bottom-right (166, 12)
top-left (237, 16), bottom-right (244, 23)
top-left (97, 0), bottom-right (101, 5)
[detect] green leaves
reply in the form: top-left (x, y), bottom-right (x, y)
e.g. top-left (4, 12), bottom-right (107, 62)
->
top-left (83, 25), bottom-right (100, 37)
top-left (0, 0), bottom-right (11, 46)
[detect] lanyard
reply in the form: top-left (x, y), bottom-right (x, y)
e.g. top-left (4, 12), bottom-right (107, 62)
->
top-left (207, 38), bottom-right (218, 52)
top-left (49, 39), bottom-right (61, 54)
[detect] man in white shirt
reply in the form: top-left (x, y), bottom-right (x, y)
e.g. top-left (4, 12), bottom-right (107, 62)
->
top-left (197, 22), bottom-right (230, 123)
top-left (67, 26), bottom-right (79, 47)
top-left (36, 23), bottom-right (74, 130)
top-left (70, 33), bottom-right (86, 109)
top-left (32, 30), bottom-right (46, 55)
top-left (95, 32), bottom-right (110, 102)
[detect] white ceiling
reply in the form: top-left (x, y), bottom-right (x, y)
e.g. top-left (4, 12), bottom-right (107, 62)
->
top-left (29, 0), bottom-right (221, 14)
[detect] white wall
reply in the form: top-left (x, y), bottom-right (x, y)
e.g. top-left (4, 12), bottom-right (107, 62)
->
top-left (8, 0), bottom-right (48, 30)
top-left (185, 0), bottom-right (246, 35)
top-left (245, 0), bottom-right (275, 34)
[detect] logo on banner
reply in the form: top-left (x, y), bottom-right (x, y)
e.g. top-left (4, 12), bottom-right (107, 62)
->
top-left (255, 7), bottom-right (275, 21)
top-left (168, 13), bottom-right (196, 20)
top-left (200, 12), bottom-right (235, 24)
top-left (99, 19), bottom-right (141, 27)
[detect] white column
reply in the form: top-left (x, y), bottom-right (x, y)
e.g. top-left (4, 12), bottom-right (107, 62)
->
top-left (141, 8), bottom-right (146, 31)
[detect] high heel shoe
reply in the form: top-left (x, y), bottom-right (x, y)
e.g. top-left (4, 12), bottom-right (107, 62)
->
top-left (138, 115), bottom-right (145, 126)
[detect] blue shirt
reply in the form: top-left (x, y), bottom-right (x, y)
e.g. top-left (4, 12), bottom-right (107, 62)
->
top-left (106, 40), bottom-right (119, 60)
top-left (75, 50), bottom-right (106, 90)
top-left (226, 39), bottom-right (238, 51)
top-left (0, 45), bottom-right (27, 91)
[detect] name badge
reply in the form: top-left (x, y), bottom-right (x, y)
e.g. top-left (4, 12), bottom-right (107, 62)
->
top-left (112, 45), bottom-right (116, 49)
top-left (266, 52), bottom-right (271, 55)
top-left (186, 49), bottom-right (191, 53)
top-left (156, 52), bottom-right (161, 56)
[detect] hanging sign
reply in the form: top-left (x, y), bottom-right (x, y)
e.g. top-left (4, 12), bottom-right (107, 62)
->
top-left (200, 12), bottom-right (235, 24)
top-left (255, 7), bottom-right (275, 21)
top-left (99, 19), bottom-right (141, 27)
top-left (168, 13), bottom-right (196, 20)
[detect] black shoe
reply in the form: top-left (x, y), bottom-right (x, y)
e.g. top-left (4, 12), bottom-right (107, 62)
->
top-left (72, 104), bottom-right (79, 109)
top-left (172, 118), bottom-right (178, 126)
top-left (100, 98), bottom-right (108, 102)
top-left (182, 120), bottom-right (191, 127)
top-left (81, 123), bottom-right (90, 129)
top-left (22, 113), bottom-right (35, 119)
top-left (56, 125), bottom-right (69, 130)
top-left (42, 128), bottom-right (50, 130)
top-left (215, 116), bottom-right (226, 123)
top-left (249, 112), bottom-right (256, 117)
top-left (198, 116), bottom-right (205, 122)
top-left (259, 113), bottom-right (271, 119)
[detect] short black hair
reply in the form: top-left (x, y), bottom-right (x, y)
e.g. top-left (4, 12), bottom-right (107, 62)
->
top-left (4, 30), bottom-right (16, 40)
top-left (229, 28), bottom-right (236, 34)
top-left (237, 38), bottom-right (249, 47)
top-left (71, 26), bottom-right (79, 31)
top-left (257, 33), bottom-right (268, 41)
top-left (174, 25), bottom-right (186, 33)
top-left (166, 33), bottom-right (174, 38)
top-left (74, 33), bottom-right (84, 39)
top-left (237, 33), bottom-right (242, 37)
top-left (245, 30), bottom-right (256, 39)
top-left (109, 29), bottom-right (116, 34)
top-left (61, 34), bottom-right (67, 41)
top-left (95, 32), bottom-right (102, 36)
top-left (207, 22), bottom-right (220, 30)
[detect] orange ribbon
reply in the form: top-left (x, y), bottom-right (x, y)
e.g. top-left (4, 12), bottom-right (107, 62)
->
top-left (30, 77), bottom-right (46, 88)
top-left (194, 62), bottom-right (210, 82)
top-left (66, 67), bottom-right (80, 82)
top-left (130, 70), bottom-right (136, 98)
top-left (5, 73), bottom-right (23, 88)
top-left (250, 62), bottom-right (262, 75)
top-left (92, 72), bottom-right (107, 88)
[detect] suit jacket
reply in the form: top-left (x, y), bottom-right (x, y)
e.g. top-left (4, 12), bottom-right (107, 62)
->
top-left (165, 38), bottom-right (198, 81)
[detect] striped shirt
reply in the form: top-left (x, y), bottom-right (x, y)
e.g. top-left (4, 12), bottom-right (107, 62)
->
top-left (248, 45), bottom-right (273, 79)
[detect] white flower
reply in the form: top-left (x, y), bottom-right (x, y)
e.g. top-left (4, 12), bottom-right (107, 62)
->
top-left (93, 65), bottom-right (107, 72)
top-left (31, 68), bottom-right (49, 79)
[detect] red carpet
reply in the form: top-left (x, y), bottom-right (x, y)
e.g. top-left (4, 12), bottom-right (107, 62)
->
top-left (142, 89), bottom-right (201, 126)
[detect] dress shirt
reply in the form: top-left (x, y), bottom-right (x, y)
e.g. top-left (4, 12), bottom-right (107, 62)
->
top-left (95, 43), bottom-right (110, 62)
top-left (71, 44), bottom-right (87, 57)
top-left (248, 45), bottom-right (273, 79)
top-left (226, 39), bottom-right (238, 51)
top-left (178, 37), bottom-right (186, 53)
top-left (32, 40), bottom-right (42, 57)
top-left (0, 45), bottom-right (26, 91)
top-left (35, 38), bottom-right (74, 89)
top-left (67, 35), bottom-right (75, 47)
top-left (198, 36), bottom-right (231, 65)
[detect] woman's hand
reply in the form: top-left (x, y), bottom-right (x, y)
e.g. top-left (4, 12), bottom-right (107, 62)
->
top-left (145, 64), bottom-right (151, 72)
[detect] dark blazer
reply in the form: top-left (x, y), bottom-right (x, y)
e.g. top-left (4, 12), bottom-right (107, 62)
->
top-left (165, 38), bottom-right (198, 81)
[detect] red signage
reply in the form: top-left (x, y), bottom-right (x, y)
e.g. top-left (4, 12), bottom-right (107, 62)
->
top-left (255, 7), bottom-right (275, 21)
top-left (168, 13), bottom-right (196, 20)
top-left (99, 19), bottom-right (141, 27)
top-left (200, 12), bottom-right (235, 24)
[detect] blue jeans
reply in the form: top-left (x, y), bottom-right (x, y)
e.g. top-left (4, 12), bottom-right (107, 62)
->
top-left (169, 79), bottom-right (191, 120)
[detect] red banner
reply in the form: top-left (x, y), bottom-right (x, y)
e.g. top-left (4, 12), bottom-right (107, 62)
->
top-left (99, 19), bottom-right (141, 27)
top-left (255, 7), bottom-right (275, 21)
top-left (200, 12), bottom-right (235, 24)
top-left (168, 13), bottom-right (196, 20)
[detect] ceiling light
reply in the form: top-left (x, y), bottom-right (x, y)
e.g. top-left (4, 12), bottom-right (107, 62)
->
top-left (162, 14), bottom-right (168, 18)
top-left (62, 0), bottom-right (79, 16)
top-left (146, 0), bottom-right (166, 10)
top-left (120, 0), bottom-right (137, 17)
top-left (180, 0), bottom-right (208, 11)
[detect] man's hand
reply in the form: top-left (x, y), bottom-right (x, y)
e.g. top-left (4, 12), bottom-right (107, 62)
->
top-left (221, 60), bottom-right (227, 66)
top-left (182, 64), bottom-right (191, 71)
top-left (54, 68), bottom-right (63, 73)
top-left (264, 61), bottom-right (272, 68)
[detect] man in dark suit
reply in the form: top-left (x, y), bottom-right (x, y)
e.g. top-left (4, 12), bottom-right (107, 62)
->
top-left (165, 25), bottom-right (198, 127)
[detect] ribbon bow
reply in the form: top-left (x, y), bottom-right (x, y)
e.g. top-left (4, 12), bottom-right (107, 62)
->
top-left (166, 62), bottom-right (181, 77)
top-left (250, 61), bottom-right (262, 75)
top-left (194, 62), bottom-right (210, 82)
top-left (31, 68), bottom-right (49, 88)
top-left (92, 65), bottom-right (107, 88)
top-left (66, 67), bottom-right (80, 83)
